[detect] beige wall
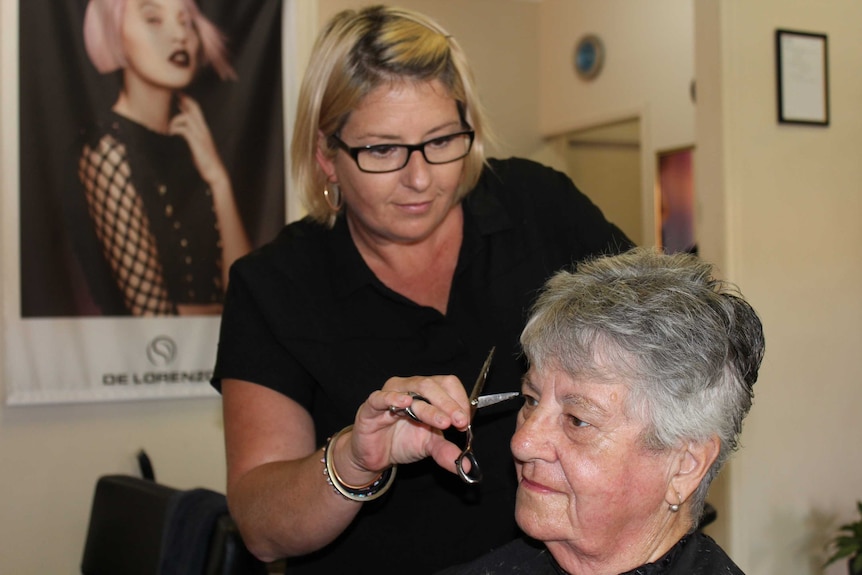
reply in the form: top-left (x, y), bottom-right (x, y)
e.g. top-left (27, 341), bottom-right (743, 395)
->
top-left (539, 5), bottom-right (862, 573)
top-left (534, 0), bottom-right (696, 249)
top-left (696, 1), bottom-right (862, 574)
top-left (1, 0), bottom-right (860, 573)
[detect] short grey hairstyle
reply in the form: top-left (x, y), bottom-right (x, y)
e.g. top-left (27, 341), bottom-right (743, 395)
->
top-left (520, 247), bottom-right (765, 528)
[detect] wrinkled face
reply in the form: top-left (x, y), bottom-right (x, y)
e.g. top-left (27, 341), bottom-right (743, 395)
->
top-left (512, 364), bottom-right (677, 563)
top-left (121, 0), bottom-right (200, 90)
top-left (318, 79), bottom-right (466, 246)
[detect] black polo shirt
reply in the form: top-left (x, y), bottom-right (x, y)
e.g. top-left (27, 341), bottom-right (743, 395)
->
top-left (213, 157), bottom-right (632, 574)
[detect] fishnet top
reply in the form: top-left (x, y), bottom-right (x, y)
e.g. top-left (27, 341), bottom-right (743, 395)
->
top-left (77, 113), bottom-right (223, 315)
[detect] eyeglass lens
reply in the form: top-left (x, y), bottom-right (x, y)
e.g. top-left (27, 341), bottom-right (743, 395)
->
top-left (355, 131), bottom-right (473, 173)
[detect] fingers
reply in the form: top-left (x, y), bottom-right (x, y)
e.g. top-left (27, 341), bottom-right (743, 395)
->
top-left (169, 111), bottom-right (206, 141)
top-left (427, 441), bottom-right (467, 475)
top-left (175, 93), bottom-right (201, 112)
top-left (387, 392), bottom-right (429, 422)
top-left (375, 376), bottom-right (470, 430)
top-left (167, 94), bottom-right (227, 185)
top-left (169, 94), bottom-right (209, 141)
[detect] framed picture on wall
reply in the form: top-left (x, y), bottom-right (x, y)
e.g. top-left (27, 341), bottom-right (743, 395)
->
top-left (775, 29), bottom-right (829, 126)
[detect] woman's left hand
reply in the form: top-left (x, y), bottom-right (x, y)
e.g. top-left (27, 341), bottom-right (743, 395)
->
top-left (169, 93), bottom-right (229, 188)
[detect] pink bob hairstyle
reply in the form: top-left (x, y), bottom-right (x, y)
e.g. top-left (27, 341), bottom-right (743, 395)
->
top-left (83, 0), bottom-right (236, 81)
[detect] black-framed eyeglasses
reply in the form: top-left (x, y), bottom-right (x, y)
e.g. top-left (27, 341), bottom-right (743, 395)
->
top-left (330, 129), bottom-right (475, 174)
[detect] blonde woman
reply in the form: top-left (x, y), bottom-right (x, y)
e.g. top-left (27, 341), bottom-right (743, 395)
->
top-left (213, 6), bottom-right (632, 574)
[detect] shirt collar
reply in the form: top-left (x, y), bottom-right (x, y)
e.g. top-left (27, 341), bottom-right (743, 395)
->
top-left (330, 214), bottom-right (373, 299)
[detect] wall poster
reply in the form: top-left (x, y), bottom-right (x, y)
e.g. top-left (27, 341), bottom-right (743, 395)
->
top-left (3, 0), bottom-right (294, 404)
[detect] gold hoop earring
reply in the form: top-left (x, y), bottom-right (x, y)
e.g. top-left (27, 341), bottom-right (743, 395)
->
top-left (323, 183), bottom-right (343, 211)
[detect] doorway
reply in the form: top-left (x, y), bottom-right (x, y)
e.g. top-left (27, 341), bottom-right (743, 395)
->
top-left (551, 117), bottom-right (643, 245)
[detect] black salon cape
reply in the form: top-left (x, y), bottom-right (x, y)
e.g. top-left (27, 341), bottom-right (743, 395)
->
top-left (212, 157), bottom-right (632, 574)
top-left (435, 533), bottom-right (746, 575)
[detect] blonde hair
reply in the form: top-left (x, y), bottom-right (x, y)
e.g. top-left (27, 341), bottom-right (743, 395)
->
top-left (83, 0), bottom-right (236, 81)
top-left (291, 5), bottom-right (492, 227)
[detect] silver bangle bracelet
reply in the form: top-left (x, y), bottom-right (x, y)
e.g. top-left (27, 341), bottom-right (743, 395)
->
top-left (321, 425), bottom-right (397, 502)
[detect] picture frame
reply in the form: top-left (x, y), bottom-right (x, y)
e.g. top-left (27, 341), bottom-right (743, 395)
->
top-left (775, 29), bottom-right (829, 125)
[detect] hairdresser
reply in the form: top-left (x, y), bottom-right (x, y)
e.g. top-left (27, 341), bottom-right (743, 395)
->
top-left (212, 6), bottom-right (631, 574)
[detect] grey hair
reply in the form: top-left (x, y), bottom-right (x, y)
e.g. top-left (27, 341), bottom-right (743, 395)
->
top-left (520, 247), bottom-right (765, 529)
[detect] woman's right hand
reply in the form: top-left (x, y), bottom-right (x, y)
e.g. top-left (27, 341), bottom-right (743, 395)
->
top-left (222, 376), bottom-right (471, 560)
top-left (331, 375), bottom-right (473, 485)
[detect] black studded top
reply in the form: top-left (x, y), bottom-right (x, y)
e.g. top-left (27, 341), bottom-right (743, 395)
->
top-left (77, 112), bottom-right (223, 315)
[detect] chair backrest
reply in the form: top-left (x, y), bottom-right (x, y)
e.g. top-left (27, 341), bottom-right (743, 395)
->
top-left (698, 501), bottom-right (718, 531)
top-left (81, 475), bottom-right (267, 575)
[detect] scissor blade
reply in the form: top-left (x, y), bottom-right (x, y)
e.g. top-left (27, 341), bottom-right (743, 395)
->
top-left (473, 391), bottom-right (522, 410)
top-left (468, 347), bottom-right (495, 414)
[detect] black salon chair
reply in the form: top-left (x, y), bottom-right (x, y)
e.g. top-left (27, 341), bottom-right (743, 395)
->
top-left (698, 501), bottom-right (718, 531)
top-left (80, 473), bottom-right (267, 575)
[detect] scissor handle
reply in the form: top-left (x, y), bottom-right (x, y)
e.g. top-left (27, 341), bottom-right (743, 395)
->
top-left (455, 426), bottom-right (483, 484)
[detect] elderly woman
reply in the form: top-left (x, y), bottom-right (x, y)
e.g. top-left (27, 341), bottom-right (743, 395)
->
top-left (439, 247), bottom-right (765, 575)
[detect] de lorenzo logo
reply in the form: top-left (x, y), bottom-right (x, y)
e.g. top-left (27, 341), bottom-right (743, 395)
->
top-left (147, 336), bottom-right (177, 367)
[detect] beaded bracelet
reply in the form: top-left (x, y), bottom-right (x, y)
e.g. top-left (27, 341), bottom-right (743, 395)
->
top-left (321, 425), bottom-right (397, 502)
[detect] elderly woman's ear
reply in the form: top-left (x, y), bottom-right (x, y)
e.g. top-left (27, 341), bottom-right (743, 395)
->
top-left (667, 435), bottom-right (721, 508)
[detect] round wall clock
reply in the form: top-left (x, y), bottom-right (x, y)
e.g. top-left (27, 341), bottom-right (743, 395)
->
top-left (574, 34), bottom-right (605, 80)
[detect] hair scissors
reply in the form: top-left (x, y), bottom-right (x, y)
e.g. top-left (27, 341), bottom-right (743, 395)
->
top-left (389, 347), bottom-right (521, 483)
top-left (455, 347), bottom-right (521, 484)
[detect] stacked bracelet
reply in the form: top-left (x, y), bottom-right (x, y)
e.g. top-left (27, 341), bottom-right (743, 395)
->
top-left (321, 425), bottom-right (397, 502)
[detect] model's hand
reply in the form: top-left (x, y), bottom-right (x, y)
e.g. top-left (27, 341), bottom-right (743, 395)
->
top-left (331, 375), bottom-right (472, 483)
top-left (169, 93), bottom-right (229, 189)
top-left (170, 94), bottom-right (251, 286)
